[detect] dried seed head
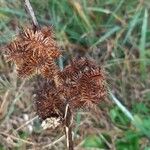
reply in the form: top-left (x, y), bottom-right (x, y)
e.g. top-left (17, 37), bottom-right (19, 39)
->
top-left (6, 26), bottom-right (61, 78)
top-left (41, 117), bottom-right (61, 130)
top-left (78, 67), bottom-right (106, 108)
top-left (34, 78), bottom-right (64, 120)
top-left (59, 57), bottom-right (107, 109)
top-left (39, 59), bottom-right (59, 79)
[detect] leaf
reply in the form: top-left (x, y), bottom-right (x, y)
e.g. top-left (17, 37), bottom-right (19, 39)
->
top-left (110, 106), bottom-right (130, 127)
top-left (83, 135), bottom-right (104, 148)
top-left (116, 130), bottom-right (140, 150)
top-left (123, 8), bottom-right (142, 44)
top-left (92, 26), bottom-right (120, 47)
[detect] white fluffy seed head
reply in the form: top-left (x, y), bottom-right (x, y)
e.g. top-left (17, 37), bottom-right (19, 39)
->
top-left (41, 117), bottom-right (60, 130)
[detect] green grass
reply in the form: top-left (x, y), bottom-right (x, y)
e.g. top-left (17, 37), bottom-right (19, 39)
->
top-left (0, 0), bottom-right (150, 149)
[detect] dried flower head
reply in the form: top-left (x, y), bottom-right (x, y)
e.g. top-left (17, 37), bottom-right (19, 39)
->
top-left (6, 26), bottom-right (61, 78)
top-left (59, 57), bottom-right (107, 109)
top-left (34, 79), bottom-right (64, 120)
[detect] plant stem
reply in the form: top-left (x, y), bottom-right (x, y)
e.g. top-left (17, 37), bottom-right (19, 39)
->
top-left (64, 104), bottom-right (74, 150)
top-left (24, 0), bottom-right (39, 28)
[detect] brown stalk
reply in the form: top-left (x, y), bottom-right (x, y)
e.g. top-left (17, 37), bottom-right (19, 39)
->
top-left (23, 0), bottom-right (74, 149)
top-left (24, 0), bottom-right (38, 29)
top-left (64, 104), bottom-right (74, 150)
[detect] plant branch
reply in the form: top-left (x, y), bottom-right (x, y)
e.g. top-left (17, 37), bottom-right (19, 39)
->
top-left (24, 0), bottom-right (39, 28)
top-left (43, 135), bottom-right (65, 149)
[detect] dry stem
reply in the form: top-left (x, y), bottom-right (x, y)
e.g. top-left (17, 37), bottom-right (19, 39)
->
top-left (64, 104), bottom-right (74, 150)
top-left (24, 0), bottom-right (38, 28)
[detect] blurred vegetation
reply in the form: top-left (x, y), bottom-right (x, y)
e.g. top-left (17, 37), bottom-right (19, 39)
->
top-left (0, 0), bottom-right (150, 149)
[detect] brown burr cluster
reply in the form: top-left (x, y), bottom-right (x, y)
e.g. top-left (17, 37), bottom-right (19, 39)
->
top-left (59, 57), bottom-right (107, 109)
top-left (6, 26), bottom-right (107, 122)
top-left (6, 26), bottom-right (60, 78)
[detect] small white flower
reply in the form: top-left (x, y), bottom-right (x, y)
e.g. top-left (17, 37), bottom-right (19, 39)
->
top-left (41, 117), bottom-right (60, 130)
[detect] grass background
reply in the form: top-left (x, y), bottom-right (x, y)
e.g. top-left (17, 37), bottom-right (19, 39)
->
top-left (0, 0), bottom-right (150, 149)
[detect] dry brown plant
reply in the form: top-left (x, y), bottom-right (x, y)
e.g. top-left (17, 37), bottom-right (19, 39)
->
top-left (4, 0), bottom-right (107, 149)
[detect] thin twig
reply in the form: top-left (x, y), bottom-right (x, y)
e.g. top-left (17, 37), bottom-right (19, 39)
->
top-left (42, 135), bottom-right (65, 149)
top-left (0, 90), bottom-right (10, 121)
top-left (0, 90), bottom-right (9, 113)
top-left (14, 116), bottom-right (38, 132)
top-left (0, 132), bottom-right (35, 145)
top-left (24, 0), bottom-right (38, 28)
top-left (13, 78), bottom-right (26, 100)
